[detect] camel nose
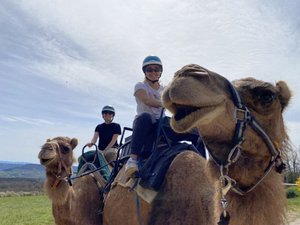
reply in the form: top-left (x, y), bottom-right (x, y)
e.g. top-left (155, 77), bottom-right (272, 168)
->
top-left (41, 141), bottom-right (59, 154)
top-left (174, 64), bottom-right (209, 79)
top-left (44, 142), bottom-right (55, 150)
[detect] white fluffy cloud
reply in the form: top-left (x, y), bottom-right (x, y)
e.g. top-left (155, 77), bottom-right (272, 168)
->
top-left (0, 0), bottom-right (299, 162)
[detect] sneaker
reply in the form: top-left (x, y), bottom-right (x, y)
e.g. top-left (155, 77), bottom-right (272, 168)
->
top-left (125, 158), bottom-right (138, 178)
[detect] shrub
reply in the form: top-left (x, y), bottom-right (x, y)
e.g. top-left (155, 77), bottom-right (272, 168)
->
top-left (286, 187), bottom-right (300, 199)
top-left (296, 177), bottom-right (300, 191)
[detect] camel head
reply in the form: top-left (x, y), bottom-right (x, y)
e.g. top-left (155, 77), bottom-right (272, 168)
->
top-left (163, 64), bottom-right (291, 146)
top-left (38, 136), bottom-right (78, 169)
top-left (163, 64), bottom-right (291, 191)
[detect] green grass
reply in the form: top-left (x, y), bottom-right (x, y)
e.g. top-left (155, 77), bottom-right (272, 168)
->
top-left (288, 195), bottom-right (300, 213)
top-left (0, 195), bottom-right (54, 225)
top-left (288, 196), bottom-right (300, 223)
top-left (287, 187), bottom-right (300, 210)
top-left (0, 194), bottom-right (299, 225)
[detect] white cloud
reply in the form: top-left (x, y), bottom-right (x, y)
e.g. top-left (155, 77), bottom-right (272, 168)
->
top-left (0, 115), bottom-right (55, 126)
top-left (0, 0), bottom-right (299, 163)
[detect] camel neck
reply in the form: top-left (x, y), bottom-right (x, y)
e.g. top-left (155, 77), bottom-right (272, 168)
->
top-left (227, 172), bottom-right (286, 225)
top-left (208, 160), bottom-right (286, 225)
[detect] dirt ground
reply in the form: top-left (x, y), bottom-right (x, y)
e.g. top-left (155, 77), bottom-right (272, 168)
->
top-left (288, 211), bottom-right (300, 225)
top-left (289, 219), bottom-right (300, 225)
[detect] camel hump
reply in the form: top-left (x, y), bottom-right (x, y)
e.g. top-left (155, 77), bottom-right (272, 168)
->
top-left (139, 143), bottom-right (200, 191)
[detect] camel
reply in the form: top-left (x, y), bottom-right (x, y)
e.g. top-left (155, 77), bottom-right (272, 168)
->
top-left (103, 64), bottom-right (291, 225)
top-left (38, 137), bottom-right (106, 225)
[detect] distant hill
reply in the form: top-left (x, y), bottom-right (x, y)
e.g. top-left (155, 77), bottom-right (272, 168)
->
top-left (0, 162), bottom-right (27, 170)
top-left (0, 161), bottom-right (78, 179)
top-left (0, 177), bottom-right (44, 193)
top-left (0, 163), bottom-right (45, 179)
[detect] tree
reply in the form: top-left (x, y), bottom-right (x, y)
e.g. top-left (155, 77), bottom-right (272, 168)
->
top-left (285, 145), bottom-right (300, 183)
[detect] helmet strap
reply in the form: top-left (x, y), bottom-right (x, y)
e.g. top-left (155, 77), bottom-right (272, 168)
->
top-left (104, 116), bottom-right (114, 124)
top-left (145, 74), bottom-right (161, 83)
top-left (146, 77), bottom-right (159, 83)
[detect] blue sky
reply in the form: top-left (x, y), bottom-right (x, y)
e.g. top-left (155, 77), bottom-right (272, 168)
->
top-left (0, 0), bottom-right (299, 163)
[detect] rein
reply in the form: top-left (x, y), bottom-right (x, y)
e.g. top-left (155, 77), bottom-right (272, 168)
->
top-left (67, 161), bottom-right (114, 182)
top-left (46, 139), bottom-right (114, 188)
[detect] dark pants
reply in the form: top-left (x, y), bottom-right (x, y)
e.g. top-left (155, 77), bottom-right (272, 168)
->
top-left (130, 113), bottom-right (157, 158)
top-left (130, 112), bottom-right (206, 159)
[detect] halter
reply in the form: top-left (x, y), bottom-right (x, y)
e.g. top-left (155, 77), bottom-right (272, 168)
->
top-left (205, 80), bottom-right (286, 224)
top-left (47, 140), bottom-right (72, 188)
top-left (207, 80), bottom-right (285, 195)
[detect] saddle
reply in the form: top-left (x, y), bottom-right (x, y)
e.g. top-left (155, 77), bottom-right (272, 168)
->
top-left (110, 142), bottom-right (200, 204)
top-left (77, 146), bottom-right (113, 181)
top-left (139, 142), bottom-right (199, 191)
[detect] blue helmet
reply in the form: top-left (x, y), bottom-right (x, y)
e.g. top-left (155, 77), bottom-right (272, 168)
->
top-left (142, 56), bottom-right (163, 73)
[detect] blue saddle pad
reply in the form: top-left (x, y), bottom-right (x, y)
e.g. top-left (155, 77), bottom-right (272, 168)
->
top-left (139, 143), bottom-right (199, 191)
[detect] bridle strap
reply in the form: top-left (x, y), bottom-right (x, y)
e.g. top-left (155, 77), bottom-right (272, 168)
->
top-left (207, 80), bottom-right (282, 195)
top-left (47, 140), bottom-right (72, 188)
top-left (231, 159), bottom-right (276, 195)
top-left (249, 119), bottom-right (279, 157)
top-left (227, 81), bottom-right (280, 160)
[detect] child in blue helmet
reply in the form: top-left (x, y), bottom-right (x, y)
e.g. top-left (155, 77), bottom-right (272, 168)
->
top-left (125, 56), bottom-right (165, 177)
top-left (125, 56), bottom-right (205, 178)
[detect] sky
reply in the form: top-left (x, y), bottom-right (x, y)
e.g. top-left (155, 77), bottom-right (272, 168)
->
top-left (0, 0), bottom-right (299, 164)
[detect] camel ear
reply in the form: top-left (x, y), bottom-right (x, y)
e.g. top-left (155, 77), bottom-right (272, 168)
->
top-left (276, 81), bottom-right (292, 111)
top-left (46, 138), bottom-right (51, 142)
top-left (70, 138), bottom-right (78, 150)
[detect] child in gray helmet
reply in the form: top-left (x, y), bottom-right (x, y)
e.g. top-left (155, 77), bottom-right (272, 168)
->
top-left (86, 105), bottom-right (121, 162)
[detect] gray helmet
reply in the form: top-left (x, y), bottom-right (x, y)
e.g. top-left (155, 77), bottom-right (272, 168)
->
top-left (102, 105), bottom-right (115, 115)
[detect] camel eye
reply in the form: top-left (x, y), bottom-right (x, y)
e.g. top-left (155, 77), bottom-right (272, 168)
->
top-left (257, 90), bottom-right (276, 105)
top-left (61, 146), bottom-right (70, 154)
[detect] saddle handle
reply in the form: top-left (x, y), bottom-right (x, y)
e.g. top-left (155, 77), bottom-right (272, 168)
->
top-left (81, 144), bottom-right (98, 164)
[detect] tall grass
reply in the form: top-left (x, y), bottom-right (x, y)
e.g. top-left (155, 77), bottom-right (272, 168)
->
top-left (0, 195), bottom-right (54, 225)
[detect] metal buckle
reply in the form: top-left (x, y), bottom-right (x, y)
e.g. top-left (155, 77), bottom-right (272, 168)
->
top-left (227, 145), bottom-right (242, 164)
top-left (234, 107), bottom-right (251, 122)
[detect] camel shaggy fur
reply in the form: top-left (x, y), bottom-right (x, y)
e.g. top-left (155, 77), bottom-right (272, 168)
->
top-left (103, 64), bottom-right (291, 225)
top-left (38, 137), bottom-right (105, 225)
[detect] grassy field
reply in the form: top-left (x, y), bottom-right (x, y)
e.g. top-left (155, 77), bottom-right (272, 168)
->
top-left (0, 195), bottom-right (54, 225)
top-left (0, 194), bottom-right (299, 225)
top-left (288, 194), bottom-right (300, 223)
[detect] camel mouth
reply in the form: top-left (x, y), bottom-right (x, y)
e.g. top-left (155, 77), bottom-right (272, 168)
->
top-left (174, 104), bottom-right (199, 121)
top-left (172, 103), bottom-right (217, 122)
top-left (40, 157), bottom-right (54, 166)
top-left (169, 100), bottom-right (226, 133)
